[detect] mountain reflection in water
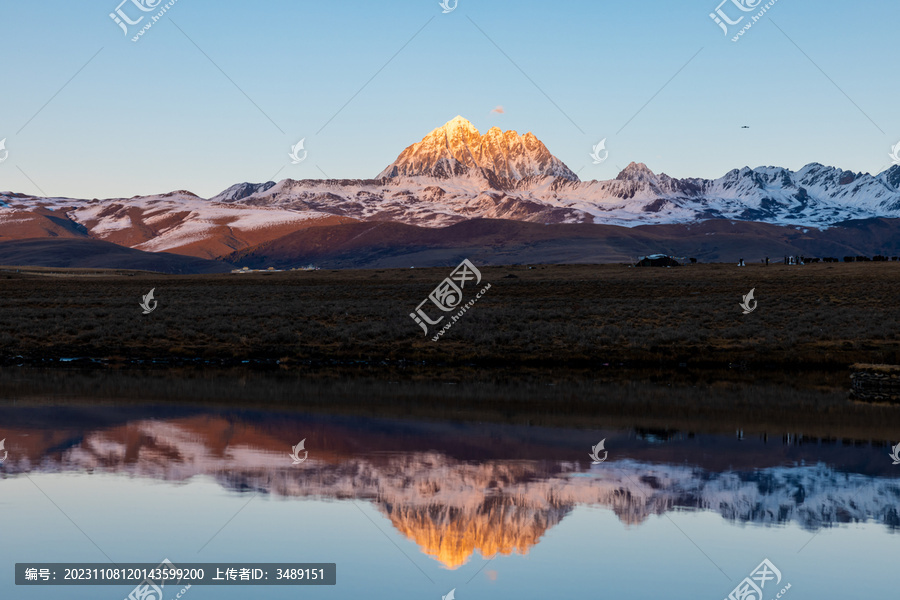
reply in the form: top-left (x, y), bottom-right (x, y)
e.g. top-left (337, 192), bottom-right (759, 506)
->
top-left (2, 400), bottom-right (897, 570)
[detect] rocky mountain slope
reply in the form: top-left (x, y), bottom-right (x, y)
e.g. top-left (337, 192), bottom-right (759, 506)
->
top-left (0, 191), bottom-right (351, 258)
top-left (0, 238), bottom-right (232, 273)
top-left (225, 217), bottom-right (900, 269)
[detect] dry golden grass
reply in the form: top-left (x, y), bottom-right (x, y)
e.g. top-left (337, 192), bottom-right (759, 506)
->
top-left (0, 262), bottom-right (898, 368)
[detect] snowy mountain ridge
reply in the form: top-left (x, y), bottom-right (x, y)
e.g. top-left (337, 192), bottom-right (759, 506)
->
top-left (211, 159), bottom-right (900, 229)
top-left (203, 116), bottom-right (900, 227)
top-left (4, 116), bottom-right (900, 259)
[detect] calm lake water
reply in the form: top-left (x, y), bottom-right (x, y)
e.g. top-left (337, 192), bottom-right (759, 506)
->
top-left (1, 368), bottom-right (898, 599)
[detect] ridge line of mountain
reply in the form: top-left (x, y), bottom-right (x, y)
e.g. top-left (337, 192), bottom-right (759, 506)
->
top-left (3, 116), bottom-right (900, 261)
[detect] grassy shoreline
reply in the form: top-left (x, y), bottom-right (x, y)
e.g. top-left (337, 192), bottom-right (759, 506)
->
top-left (2, 365), bottom-right (899, 442)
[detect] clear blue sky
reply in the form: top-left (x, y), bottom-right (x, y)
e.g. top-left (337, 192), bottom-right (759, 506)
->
top-left (0, 0), bottom-right (897, 199)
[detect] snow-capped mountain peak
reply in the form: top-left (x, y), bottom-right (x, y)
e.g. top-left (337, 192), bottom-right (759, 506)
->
top-left (210, 181), bottom-right (276, 203)
top-left (616, 162), bottom-right (659, 183)
top-left (442, 114), bottom-right (480, 135)
top-left (378, 116), bottom-right (579, 182)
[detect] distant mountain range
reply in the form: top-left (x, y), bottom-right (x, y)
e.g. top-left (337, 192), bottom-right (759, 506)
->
top-left (2, 116), bottom-right (900, 269)
top-left (214, 116), bottom-right (900, 230)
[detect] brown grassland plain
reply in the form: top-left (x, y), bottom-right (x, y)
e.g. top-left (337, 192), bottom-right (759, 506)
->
top-left (0, 262), bottom-right (898, 368)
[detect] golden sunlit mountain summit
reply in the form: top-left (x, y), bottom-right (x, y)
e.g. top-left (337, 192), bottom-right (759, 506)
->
top-left (378, 116), bottom-right (579, 181)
